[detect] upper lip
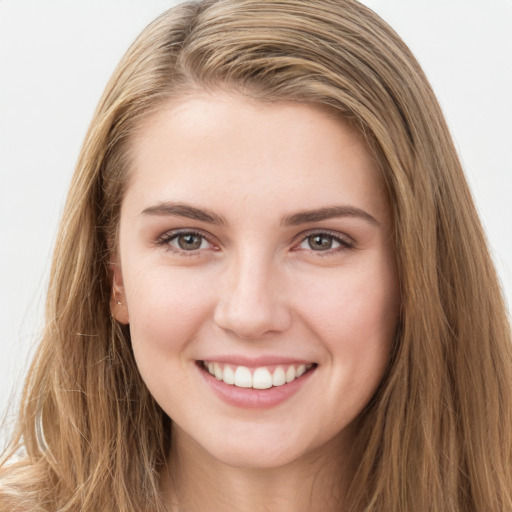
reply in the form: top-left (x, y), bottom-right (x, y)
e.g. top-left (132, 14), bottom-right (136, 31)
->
top-left (197, 355), bottom-right (316, 368)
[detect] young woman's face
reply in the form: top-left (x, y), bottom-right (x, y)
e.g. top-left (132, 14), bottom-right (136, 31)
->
top-left (114, 92), bottom-right (400, 469)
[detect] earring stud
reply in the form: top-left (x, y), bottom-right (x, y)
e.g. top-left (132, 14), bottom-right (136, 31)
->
top-left (113, 288), bottom-right (126, 307)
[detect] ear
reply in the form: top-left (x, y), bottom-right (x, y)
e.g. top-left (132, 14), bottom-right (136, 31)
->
top-left (110, 260), bottom-right (130, 325)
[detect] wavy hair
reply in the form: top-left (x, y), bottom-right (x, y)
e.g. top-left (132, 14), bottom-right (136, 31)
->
top-left (1, 1), bottom-right (511, 510)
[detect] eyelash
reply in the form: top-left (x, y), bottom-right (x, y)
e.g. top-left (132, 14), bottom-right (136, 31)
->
top-left (295, 230), bottom-right (354, 256)
top-left (156, 229), bottom-right (216, 256)
top-left (155, 229), bottom-right (354, 256)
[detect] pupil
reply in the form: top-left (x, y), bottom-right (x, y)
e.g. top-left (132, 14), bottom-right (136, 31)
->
top-left (178, 234), bottom-right (202, 250)
top-left (309, 234), bottom-right (332, 250)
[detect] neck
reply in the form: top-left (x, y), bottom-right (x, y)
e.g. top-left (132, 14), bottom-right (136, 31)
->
top-left (160, 426), bottom-right (353, 512)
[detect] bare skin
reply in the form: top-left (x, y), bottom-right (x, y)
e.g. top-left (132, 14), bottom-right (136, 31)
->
top-left (160, 423), bottom-right (354, 512)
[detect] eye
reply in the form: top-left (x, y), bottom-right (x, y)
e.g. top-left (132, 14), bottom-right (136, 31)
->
top-left (296, 231), bottom-right (353, 253)
top-left (157, 230), bottom-right (214, 253)
top-left (172, 233), bottom-right (207, 251)
top-left (304, 234), bottom-right (340, 251)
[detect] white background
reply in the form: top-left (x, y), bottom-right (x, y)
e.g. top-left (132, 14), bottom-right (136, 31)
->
top-left (1, 0), bottom-right (511, 437)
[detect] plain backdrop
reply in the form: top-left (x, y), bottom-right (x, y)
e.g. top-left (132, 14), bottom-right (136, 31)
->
top-left (1, 0), bottom-right (511, 440)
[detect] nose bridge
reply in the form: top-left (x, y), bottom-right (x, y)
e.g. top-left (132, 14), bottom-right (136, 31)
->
top-left (214, 245), bottom-right (291, 340)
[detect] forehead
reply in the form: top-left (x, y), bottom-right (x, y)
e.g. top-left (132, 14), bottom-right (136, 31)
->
top-left (124, 91), bottom-right (389, 224)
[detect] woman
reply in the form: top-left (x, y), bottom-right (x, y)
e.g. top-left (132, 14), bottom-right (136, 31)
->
top-left (1, 1), bottom-right (511, 511)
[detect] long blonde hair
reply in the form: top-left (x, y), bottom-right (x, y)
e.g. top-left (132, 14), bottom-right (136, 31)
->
top-left (1, 1), bottom-right (511, 510)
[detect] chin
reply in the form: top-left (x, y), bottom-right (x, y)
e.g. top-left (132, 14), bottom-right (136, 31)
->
top-left (209, 442), bottom-right (307, 470)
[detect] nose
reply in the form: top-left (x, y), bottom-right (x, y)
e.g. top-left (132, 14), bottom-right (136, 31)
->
top-left (213, 252), bottom-right (292, 340)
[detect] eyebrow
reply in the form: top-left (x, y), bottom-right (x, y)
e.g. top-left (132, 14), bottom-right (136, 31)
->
top-left (141, 202), bottom-right (228, 225)
top-left (140, 202), bottom-right (379, 227)
top-left (281, 206), bottom-right (380, 227)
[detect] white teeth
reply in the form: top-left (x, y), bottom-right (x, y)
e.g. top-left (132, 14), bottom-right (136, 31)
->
top-left (272, 366), bottom-right (286, 386)
top-left (223, 365), bottom-right (235, 385)
top-left (234, 366), bottom-right (253, 388)
top-left (285, 365), bottom-right (296, 383)
top-left (204, 361), bottom-right (314, 389)
top-left (253, 368), bottom-right (273, 389)
top-left (214, 362), bottom-right (223, 380)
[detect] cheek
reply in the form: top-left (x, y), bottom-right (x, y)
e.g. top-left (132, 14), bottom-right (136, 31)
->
top-left (125, 268), bottom-right (218, 412)
top-left (298, 258), bottom-right (399, 385)
top-left (126, 267), bottom-right (216, 364)
top-left (302, 268), bottom-right (398, 341)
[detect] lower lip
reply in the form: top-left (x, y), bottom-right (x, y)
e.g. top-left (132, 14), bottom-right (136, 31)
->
top-left (197, 363), bottom-right (316, 409)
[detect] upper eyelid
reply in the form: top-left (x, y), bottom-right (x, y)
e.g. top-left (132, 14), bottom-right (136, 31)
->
top-left (156, 229), bottom-right (218, 255)
top-left (157, 228), bottom-right (213, 243)
top-left (295, 228), bottom-right (354, 245)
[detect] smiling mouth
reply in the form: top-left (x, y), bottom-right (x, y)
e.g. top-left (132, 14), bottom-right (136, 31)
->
top-left (199, 361), bottom-right (317, 390)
